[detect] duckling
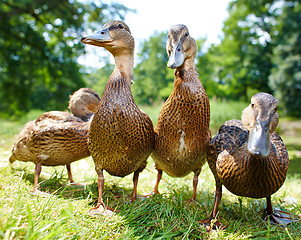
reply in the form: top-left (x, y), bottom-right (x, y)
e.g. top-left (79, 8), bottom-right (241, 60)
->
top-left (9, 88), bottom-right (100, 193)
top-left (201, 92), bottom-right (297, 229)
top-left (81, 21), bottom-right (154, 215)
top-left (151, 24), bottom-right (211, 201)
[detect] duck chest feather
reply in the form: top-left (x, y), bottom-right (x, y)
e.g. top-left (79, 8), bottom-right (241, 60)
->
top-left (153, 70), bottom-right (211, 177)
top-left (210, 120), bottom-right (289, 198)
top-left (88, 76), bottom-right (154, 177)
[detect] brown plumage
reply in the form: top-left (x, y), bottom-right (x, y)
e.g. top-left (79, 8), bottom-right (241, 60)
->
top-left (81, 21), bottom-right (154, 215)
top-left (201, 92), bottom-right (296, 230)
top-left (9, 88), bottom-right (100, 192)
top-left (151, 24), bottom-right (211, 200)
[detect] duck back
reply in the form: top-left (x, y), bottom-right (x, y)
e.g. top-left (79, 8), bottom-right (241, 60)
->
top-left (10, 116), bottom-right (90, 166)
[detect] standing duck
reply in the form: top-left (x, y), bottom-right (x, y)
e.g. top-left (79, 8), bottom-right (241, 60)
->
top-left (151, 24), bottom-right (211, 201)
top-left (201, 92), bottom-right (297, 229)
top-left (9, 88), bottom-right (100, 193)
top-left (81, 21), bottom-right (154, 215)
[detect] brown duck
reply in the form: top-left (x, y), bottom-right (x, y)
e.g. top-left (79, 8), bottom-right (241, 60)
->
top-left (9, 88), bottom-right (100, 193)
top-left (201, 92), bottom-right (297, 229)
top-left (151, 24), bottom-right (211, 201)
top-left (81, 21), bottom-right (154, 215)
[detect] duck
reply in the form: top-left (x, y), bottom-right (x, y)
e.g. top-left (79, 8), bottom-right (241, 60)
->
top-left (81, 21), bottom-right (154, 215)
top-left (151, 24), bottom-right (211, 201)
top-left (9, 88), bottom-right (100, 193)
top-left (201, 92), bottom-right (297, 230)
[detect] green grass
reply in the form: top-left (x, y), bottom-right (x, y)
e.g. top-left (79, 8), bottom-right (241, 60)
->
top-left (0, 100), bottom-right (301, 239)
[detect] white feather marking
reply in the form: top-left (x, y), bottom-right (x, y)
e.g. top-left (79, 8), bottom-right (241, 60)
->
top-left (39, 154), bottom-right (50, 161)
top-left (179, 130), bottom-right (186, 155)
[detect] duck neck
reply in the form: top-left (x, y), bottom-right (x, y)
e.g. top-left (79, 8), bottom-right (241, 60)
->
top-left (175, 58), bottom-right (197, 78)
top-left (69, 104), bottom-right (94, 121)
top-left (78, 112), bottom-right (94, 122)
top-left (113, 53), bottom-right (134, 81)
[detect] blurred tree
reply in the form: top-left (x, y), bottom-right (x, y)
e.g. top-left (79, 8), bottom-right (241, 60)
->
top-left (269, 0), bottom-right (301, 116)
top-left (196, 43), bottom-right (228, 99)
top-left (0, 0), bottom-right (130, 116)
top-left (198, 0), bottom-right (274, 101)
top-left (132, 31), bottom-right (174, 105)
top-left (83, 56), bottom-right (114, 96)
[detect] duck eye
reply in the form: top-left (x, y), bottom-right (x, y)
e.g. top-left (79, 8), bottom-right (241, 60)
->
top-left (251, 103), bottom-right (254, 108)
top-left (185, 32), bottom-right (189, 37)
top-left (92, 93), bottom-right (100, 101)
top-left (118, 24), bottom-right (124, 29)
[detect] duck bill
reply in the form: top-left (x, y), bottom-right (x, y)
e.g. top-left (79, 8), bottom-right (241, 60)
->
top-left (81, 27), bottom-right (113, 46)
top-left (247, 119), bottom-right (270, 157)
top-left (167, 42), bottom-right (185, 69)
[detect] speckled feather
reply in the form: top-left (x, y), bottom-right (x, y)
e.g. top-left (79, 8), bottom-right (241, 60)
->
top-left (88, 73), bottom-right (154, 177)
top-left (9, 88), bottom-right (100, 167)
top-left (10, 114), bottom-right (91, 166)
top-left (208, 119), bottom-right (289, 198)
top-left (152, 68), bottom-right (211, 177)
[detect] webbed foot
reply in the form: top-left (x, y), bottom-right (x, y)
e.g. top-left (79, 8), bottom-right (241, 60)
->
top-left (185, 198), bottom-right (197, 204)
top-left (30, 188), bottom-right (50, 197)
top-left (130, 196), bottom-right (137, 203)
top-left (199, 217), bottom-right (225, 232)
top-left (143, 191), bottom-right (160, 198)
top-left (264, 209), bottom-right (300, 226)
top-left (88, 203), bottom-right (120, 216)
top-left (68, 181), bottom-right (86, 187)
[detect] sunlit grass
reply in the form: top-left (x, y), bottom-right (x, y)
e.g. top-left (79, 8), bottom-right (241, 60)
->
top-left (210, 99), bottom-right (247, 134)
top-left (0, 102), bottom-right (301, 239)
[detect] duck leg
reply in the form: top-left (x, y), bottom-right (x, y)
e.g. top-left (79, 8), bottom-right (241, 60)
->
top-left (264, 196), bottom-right (299, 226)
top-left (89, 170), bottom-right (115, 216)
top-left (66, 164), bottom-right (75, 183)
top-left (187, 170), bottom-right (200, 202)
top-left (31, 162), bottom-right (50, 196)
top-left (66, 164), bottom-right (85, 186)
top-left (153, 169), bottom-right (163, 195)
top-left (199, 183), bottom-right (224, 231)
top-left (192, 171), bottom-right (199, 201)
top-left (32, 162), bottom-right (42, 193)
top-left (143, 169), bottom-right (162, 197)
top-left (130, 170), bottom-right (139, 202)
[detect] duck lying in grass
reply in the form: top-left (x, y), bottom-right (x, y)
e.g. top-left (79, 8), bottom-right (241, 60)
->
top-left (9, 88), bottom-right (100, 193)
top-left (201, 92), bottom-right (298, 230)
top-left (81, 21), bottom-right (154, 215)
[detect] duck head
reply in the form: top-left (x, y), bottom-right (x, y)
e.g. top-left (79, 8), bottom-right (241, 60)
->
top-left (166, 24), bottom-right (197, 70)
top-left (68, 88), bottom-right (100, 120)
top-left (81, 21), bottom-right (134, 77)
top-left (81, 21), bottom-right (134, 57)
top-left (242, 93), bottom-right (279, 157)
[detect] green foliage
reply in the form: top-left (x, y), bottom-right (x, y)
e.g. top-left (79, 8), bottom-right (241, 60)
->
top-left (132, 31), bottom-right (174, 105)
top-left (83, 56), bottom-right (114, 97)
top-left (269, 0), bottom-right (301, 116)
top-left (195, 0), bottom-right (301, 116)
top-left (1, 0), bottom-right (301, 117)
top-left (210, 98), bottom-right (247, 134)
top-left (0, 0), bottom-right (130, 116)
top-left (197, 0), bottom-right (274, 101)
